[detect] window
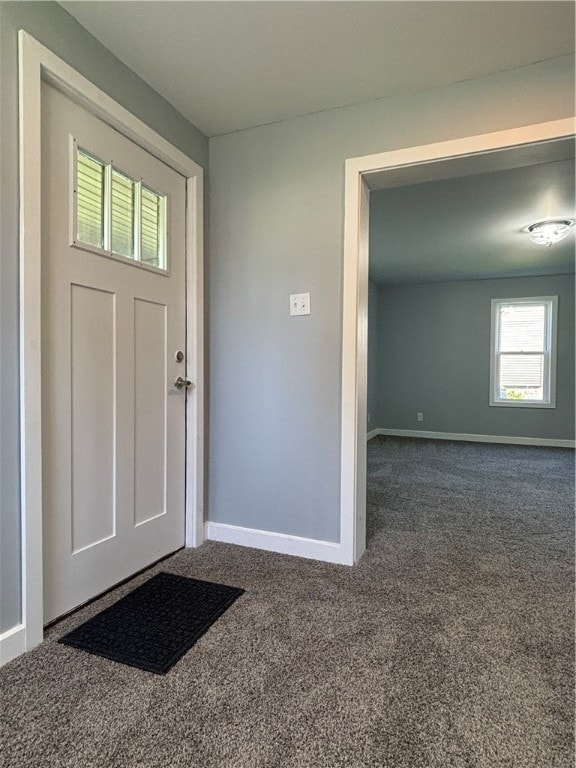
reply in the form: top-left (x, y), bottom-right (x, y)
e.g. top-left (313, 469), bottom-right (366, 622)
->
top-left (74, 144), bottom-right (167, 271)
top-left (490, 296), bottom-right (558, 408)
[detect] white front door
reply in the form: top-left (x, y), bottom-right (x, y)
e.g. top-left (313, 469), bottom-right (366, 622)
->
top-left (41, 82), bottom-right (188, 623)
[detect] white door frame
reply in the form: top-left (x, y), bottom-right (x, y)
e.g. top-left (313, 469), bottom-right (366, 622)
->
top-left (18, 31), bottom-right (204, 654)
top-left (340, 117), bottom-right (575, 566)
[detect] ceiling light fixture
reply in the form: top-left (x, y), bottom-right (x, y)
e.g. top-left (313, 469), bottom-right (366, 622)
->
top-left (527, 219), bottom-right (575, 247)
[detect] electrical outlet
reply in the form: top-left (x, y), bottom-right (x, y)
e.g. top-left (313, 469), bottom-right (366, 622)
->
top-left (417, 412), bottom-right (424, 422)
top-left (290, 293), bottom-right (311, 316)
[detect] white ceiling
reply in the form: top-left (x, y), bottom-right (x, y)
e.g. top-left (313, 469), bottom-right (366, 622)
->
top-left (60, 1), bottom-right (574, 137)
top-left (59, 1), bottom-right (575, 285)
top-left (369, 149), bottom-right (575, 285)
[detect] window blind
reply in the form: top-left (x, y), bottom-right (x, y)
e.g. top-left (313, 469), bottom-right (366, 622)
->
top-left (497, 303), bottom-right (546, 389)
top-left (499, 354), bottom-right (544, 387)
top-left (141, 187), bottom-right (162, 266)
top-left (77, 152), bottom-right (104, 249)
top-left (111, 170), bottom-right (135, 259)
top-left (498, 304), bottom-right (545, 352)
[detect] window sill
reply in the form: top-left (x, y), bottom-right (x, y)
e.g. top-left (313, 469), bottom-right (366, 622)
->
top-left (489, 400), bottom-right (556, 409)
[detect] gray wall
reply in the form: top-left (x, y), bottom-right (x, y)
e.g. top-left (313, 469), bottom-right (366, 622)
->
top-left (370, 275), bottom-right (575, 440)
top-left (208, 54), bottom-right (574, 542)
top-left (0, 2), bottom-right (207, 633)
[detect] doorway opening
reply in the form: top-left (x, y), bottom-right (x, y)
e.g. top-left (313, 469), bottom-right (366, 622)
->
top-left (340, 118), bottom-right (575, 564)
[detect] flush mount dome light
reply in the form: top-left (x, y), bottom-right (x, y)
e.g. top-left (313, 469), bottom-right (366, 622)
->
top-left (527, 219), bottom-right (575, 247)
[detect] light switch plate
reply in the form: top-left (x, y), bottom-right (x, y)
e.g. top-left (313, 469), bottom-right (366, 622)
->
top-left (290, 293), bottom-right (311, 316)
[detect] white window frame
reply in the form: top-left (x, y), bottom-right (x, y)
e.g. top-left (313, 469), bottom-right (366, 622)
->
top-left (489, 296), bottom-right (558, 408)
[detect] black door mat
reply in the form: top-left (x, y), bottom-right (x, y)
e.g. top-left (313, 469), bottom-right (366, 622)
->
top-left (59, 572), bottom-right (245, 674)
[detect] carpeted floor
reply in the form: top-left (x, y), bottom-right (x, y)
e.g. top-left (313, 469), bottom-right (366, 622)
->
top-left (1, 437), bottom-right (573, 767)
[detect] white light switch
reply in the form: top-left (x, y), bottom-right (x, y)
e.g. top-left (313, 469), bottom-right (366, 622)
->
top-left (290, 293), bottom-right (311, 316)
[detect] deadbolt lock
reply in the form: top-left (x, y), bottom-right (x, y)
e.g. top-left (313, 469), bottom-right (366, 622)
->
top-left (175, 350), bottom-right (185, 363)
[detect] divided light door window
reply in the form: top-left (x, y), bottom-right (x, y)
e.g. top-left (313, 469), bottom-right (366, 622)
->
top-left (490, 296), bottom-right (558, 408)
top-left (74, 144), bottom-right (167, 271)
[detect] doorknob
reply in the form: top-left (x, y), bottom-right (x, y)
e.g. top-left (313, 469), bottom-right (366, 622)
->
top-left (174, 376), bottom-right (192, 389)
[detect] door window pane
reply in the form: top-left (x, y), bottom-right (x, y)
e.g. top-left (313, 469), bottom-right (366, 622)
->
top-left (111, 170), bottom-right (135, 259)
top-left (77, 151), bottom-right (104, 248)
top-left (141, 187), bottom-right (165, 268)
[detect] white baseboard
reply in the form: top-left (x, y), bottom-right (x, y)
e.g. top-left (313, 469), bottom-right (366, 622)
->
top-left (368, 427), bottom-right (575, 449)
top-left (0, 624), bottom-right (26, 667)
top-left (205, 522), bottom-right (348, 564)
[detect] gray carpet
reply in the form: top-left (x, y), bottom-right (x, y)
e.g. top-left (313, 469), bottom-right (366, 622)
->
top-left (1, 437), bottom-right (573, 767)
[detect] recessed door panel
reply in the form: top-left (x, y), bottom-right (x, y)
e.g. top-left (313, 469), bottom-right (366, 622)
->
top-left (71, 284), bottom-right (117, 553)
top-left (134, 298), bottom-right (167, 526)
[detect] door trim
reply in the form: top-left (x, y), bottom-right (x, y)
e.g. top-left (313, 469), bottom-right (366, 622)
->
top-left (18, 30), bottom-right (205, 653)
top-left (340, 117), bottom-right (576, 566)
